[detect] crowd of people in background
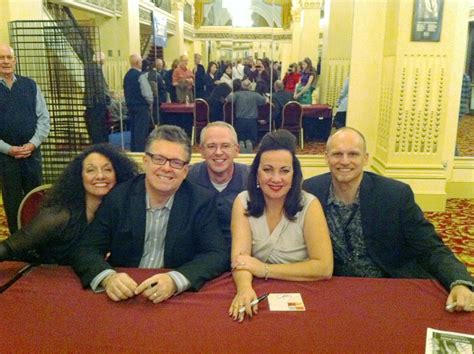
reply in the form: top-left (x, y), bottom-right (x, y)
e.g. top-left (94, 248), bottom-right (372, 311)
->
top-left (120, 52), bottom-right (324, 150)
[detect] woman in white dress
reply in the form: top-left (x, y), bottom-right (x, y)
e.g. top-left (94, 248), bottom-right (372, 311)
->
top-left (229, 130), bottom-right (333, 322)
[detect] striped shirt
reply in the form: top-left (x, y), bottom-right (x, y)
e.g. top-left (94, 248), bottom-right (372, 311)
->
top-left (90, 193), bottom-right (191, 293)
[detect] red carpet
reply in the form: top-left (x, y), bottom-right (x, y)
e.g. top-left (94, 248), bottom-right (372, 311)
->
top-left (457, 115), bottom-right (474, 156)
top-left (0, 199), bottom-right (472, 275)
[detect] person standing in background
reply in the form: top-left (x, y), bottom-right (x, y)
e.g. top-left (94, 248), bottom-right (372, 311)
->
top-left (194, 53), bottom-right (206, 99)
top-left (172, 55), bottom-right (194, 103)
top-left (83, 51), bottom-right (111, 144)
top-left (333, 78), bottom-right (349, 129)
top-left (164, 59), bottom-right (179, 103)
top-left (0, 43), bottom-right (50, 234)
top-left (124, 54), bottom-right (151, 152)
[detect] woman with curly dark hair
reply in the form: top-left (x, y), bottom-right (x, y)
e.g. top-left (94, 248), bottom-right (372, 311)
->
top-left (228, 130), bottom-right (333, 322)
top-left (0, 144), bottom-right (139, 265)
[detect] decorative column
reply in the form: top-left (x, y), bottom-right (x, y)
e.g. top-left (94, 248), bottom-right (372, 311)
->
top-left (290, 3), bottom-right (302, 64)
top-left (167, 0), bottom-right (186, 58)
top-left (116, 0), bottom-right (141, 56)
top-left (319, 0), bottom-right (353, 107)
top-left (348, 0), bottom-right (470, 210)
top-left (298, 0), bottom-right (321, 64)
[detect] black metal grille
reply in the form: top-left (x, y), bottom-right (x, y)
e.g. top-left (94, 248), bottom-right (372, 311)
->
top-left (9, 20), bottom-right (101, 183)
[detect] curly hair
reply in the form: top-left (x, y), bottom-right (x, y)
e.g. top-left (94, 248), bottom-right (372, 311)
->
top-left (43, 144), bottom-right (139, 209)
top-left (246, 129), bottom-right (303, 221)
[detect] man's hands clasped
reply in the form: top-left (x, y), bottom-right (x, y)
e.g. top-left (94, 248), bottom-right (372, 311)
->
top-left (102, 272), bottom-right (177, 304)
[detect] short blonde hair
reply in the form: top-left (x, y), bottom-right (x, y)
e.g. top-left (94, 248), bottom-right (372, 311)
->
top-left (200, 122), bottom-right (238, 146)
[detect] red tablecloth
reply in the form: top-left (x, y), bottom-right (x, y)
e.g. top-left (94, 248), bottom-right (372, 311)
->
top-left (160, 102), bottom-right (194, 114)
top-left (0, 265), bottom-right (472, 353)
top-left (0, 261), bottom-right (30, 291)
top-left (302, 104), bottom-right (333, 119)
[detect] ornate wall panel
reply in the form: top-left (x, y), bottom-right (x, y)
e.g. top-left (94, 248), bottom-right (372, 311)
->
top-left (393, 54), bottom-right (446, 156)
top-left (377, 55), bottom-right (395, 153)
top-left (322, 58), bottom-right (350, 107)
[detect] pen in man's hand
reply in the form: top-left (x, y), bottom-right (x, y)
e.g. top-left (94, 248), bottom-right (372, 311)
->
top-left (238, 293), bottom-right (269, 313)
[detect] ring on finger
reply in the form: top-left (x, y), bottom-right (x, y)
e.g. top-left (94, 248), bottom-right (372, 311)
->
top-left (153, 292), bottom-right (158, 298)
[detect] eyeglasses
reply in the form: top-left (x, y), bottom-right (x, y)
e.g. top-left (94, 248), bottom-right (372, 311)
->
top-left (145, 152), bottom-right (188, 169)
top-left (203, 143), bottom-right (236, 153)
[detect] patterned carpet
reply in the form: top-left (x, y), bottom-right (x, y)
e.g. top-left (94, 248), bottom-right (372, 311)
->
top-left (0, 199), bottom-right (472, 276)
top-left (457, 115), bottom-right (474, 156)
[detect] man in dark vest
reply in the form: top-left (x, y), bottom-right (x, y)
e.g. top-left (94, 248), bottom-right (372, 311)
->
top-left (0, 43), bottom-right (50, 233)
top-left (124, 54), bottom-right (151, 152)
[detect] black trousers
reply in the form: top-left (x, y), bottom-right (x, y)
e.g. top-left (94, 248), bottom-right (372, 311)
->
top-left (333, 111), bottom-right (347, 129)
top-left (0, 148), bottom-right (43, 234)
top-left (84, 104), bottom-right (109, 144)
top-left (235, 118), bottom-right (258, 144)
top-left (129, 106), bottom-right (151, 152)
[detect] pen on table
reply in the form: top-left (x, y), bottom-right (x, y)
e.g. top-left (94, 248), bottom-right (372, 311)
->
top-left (238, 293), bottom-right (269, 313)
top-left (445, 302), bottom-right (457, 310)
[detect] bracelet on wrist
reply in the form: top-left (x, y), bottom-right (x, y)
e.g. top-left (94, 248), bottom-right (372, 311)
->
top-left (264, 264), bottom-right (269, 280)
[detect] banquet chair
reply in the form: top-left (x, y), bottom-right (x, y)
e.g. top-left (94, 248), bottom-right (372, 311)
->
top-left (257, 102), bottom-right (271, 139)
top-left (17, 184), bottom-right (52, 229)
top-left (281, 101), bottom-right (304, 149)
top-left (223, 101), bottom-right (233, 125)
top-left (192, 98), bottom-right (209, 145)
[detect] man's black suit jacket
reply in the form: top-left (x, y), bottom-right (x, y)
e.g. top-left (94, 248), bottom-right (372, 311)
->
top-left (302, 171), bottom-right (473, 290)
top-left (72, 175), bottom-right (230, 291)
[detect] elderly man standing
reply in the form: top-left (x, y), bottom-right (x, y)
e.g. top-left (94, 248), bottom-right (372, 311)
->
top-left (124, 54), bottom-right (152, 152)
top-left (0, 44), bottom-right (50, 234)
top-left (172, 54), bottom-right (194, 103)
top-left (72, 125), bottom-right (229, 303)
top-left (187, 122), bottom-right (249, 243)
top-left (303, 127), bottom-right (474, 313)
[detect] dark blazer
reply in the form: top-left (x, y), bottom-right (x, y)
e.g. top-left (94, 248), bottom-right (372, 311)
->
top-left (72, 175), bottom-right (230, 291)
top-left (194, 63), bottom-right (206, 99)
top-left (302, 172), bottom-right (473, 290)
top-left (271, 90), bottom-right (293, 129)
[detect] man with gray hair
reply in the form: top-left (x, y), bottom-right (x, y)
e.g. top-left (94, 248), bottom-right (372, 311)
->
top-left (187, 122), bottom-right (249, 242)
top-left (72, 125), bottom-right (229, 303)
top-left (0, 43), bottom-right (50, 234)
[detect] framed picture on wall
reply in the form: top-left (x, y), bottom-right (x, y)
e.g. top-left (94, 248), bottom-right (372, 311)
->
top-left (411, 0), bottom-right (444, 42)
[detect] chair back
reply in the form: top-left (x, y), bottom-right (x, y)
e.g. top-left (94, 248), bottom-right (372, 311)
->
top-left (257, 102), bottom-right (271, 133)
top-left (17, 184), bottom-right (52, 229)
top-left (281, 101), bottom-right (303, 132)
top-left (193, 98), bottom-right (209, 129)
top-left (223, 101), bottom-right (233, 125)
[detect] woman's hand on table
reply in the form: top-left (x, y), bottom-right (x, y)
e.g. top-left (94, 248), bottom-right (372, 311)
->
top-left (229, 287), bottom-right (258, 322)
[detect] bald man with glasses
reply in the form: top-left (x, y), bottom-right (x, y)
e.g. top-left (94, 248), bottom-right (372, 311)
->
top-left (72, 125), bottom-right (229, 303)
